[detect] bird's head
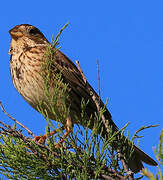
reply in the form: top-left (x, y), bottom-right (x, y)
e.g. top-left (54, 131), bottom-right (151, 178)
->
top-left (9, 24), bottom-right (48, 54)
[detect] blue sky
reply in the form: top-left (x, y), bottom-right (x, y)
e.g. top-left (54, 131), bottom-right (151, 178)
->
top-left (0, 0), bottom-right (163, 178)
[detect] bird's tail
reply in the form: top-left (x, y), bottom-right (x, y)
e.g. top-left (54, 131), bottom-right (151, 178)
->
top-left (86, 90), bottom-right (157, 173)
top-left (100, 109), bottom-right (158, 173)
top-left (129, 145), bottom-right (157, 173)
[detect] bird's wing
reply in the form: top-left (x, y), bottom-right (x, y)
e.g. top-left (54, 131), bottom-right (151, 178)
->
top-left (52, 50), bottom-right (118, 131)
top-left (54, 50), bottom-right (86, 87)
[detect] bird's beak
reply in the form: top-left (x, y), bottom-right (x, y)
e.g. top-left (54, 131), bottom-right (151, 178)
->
top-left (9, 29), bottom-right (23, 39)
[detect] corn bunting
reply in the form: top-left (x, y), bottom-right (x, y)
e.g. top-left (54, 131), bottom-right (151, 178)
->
top-left (9, 24), bottom-right (157, 173)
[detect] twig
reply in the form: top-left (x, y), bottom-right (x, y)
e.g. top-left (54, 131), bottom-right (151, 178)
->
top-left (92, 171), bottom-right (115, 180)
top-left (71, 139), bottom-right (127, 180)
top-left (117, 149), bottom-right (134, 180)
top-left (91, 85), bottom-right (134, 180)
top-left (75, 61), bottom-right (110, 132)
top-left (0, 101), bottom-right (34, 137)
top-left (75, 60), bottom-right (87, 83)
top-left (97, 59), bottom-right (101, 98)
top-left (75, 61), bottom-right (134, 180)
top-left (131, 124), bottom-right (159, 141)
top-left (0, 123), bottom-right (54, 169)
top-left (0, 103), bottom-right (128, 179)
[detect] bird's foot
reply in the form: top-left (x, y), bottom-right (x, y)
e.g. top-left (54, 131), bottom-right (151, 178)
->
top-left (33, 129), bottom-right (58, 144)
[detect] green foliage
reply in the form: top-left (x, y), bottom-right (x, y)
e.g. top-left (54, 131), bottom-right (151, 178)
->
top-left (0, 23), bottom-right (157, 179)
top-left (0, 116), bottom-right (134, 179)
top-left (37, 22), bottom-right (70, 127)
top-left (143, 129), bottom-right (163, 180)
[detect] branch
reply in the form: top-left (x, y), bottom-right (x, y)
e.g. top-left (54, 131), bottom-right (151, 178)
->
top-left (0, 101), bottom-right (34, 137)
top-left (75, 60), bottom-right (134, 180)
top-left (0, 103), bottom-right (126, 179)
top-left (97, 59), bottom-right (101, 98)
top-left (71, 141), bottom-right (127, 180)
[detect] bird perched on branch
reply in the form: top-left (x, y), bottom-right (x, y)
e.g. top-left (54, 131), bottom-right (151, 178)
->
top-left (9, 24), bottom-right (157, 173)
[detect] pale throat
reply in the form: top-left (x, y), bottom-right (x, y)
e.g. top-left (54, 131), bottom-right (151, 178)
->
top-left (9, 37), bottom-right (47, 55)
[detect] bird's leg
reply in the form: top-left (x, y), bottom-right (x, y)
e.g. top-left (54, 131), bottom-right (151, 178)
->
top-left (55, 116), bottom-right (73, 148)
top-left (33, 126), bottom-right (65, 144)
top-left (55, 126), bottom-right (71, 148)
top-left (33, 116), bottom-right (73, 145)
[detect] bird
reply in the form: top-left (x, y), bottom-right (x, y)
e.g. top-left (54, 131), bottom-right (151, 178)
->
top-left (9, 24), bottom-right (157, 173)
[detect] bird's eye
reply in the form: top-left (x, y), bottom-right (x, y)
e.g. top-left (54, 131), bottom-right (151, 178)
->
top-left (28, 28), bottom-right (38, 35)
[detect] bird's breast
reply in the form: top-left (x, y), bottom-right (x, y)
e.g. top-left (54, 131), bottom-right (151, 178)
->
top-left (10, 50), bottom-right (45, 107)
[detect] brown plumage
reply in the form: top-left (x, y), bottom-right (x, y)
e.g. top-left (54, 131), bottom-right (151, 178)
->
top-left (9, 24), bottom-right (157, 173)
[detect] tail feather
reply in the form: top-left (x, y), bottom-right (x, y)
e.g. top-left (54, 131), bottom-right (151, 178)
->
top-left (129, 145), bottom-right (157, 173)
top-left (91, 108), bottom-right (157, 173)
